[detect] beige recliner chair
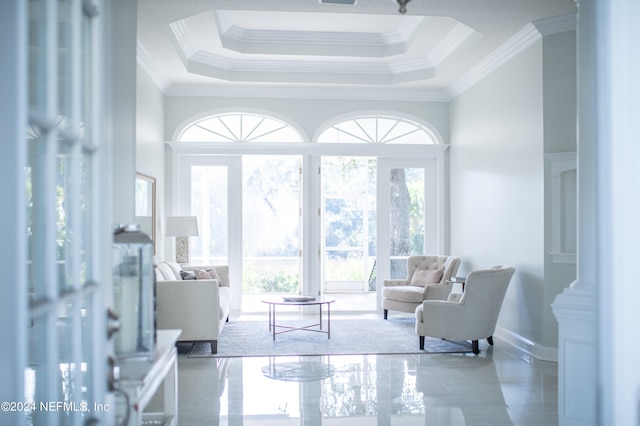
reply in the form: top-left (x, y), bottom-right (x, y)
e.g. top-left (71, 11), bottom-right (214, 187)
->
top-left (415, 265), bottom-right (515, 354)
top-left (382, 255), bottom-right (461, 319)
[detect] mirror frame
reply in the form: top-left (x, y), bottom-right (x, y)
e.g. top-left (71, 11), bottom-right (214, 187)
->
top-left (135, 173), bottom-right (156, 254)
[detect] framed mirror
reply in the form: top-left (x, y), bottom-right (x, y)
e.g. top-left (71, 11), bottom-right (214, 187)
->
top-left (135, 173), bottom-right (156, 254)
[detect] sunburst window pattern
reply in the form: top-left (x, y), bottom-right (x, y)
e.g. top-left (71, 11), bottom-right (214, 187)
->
top-left (179, 113), bottom-right (303, 142)
top-left (318, 116), bottom-right (436, 144)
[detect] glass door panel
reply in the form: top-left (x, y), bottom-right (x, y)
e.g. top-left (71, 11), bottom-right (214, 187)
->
top-left (190, 165), bottom-right (228, 265)
top-left (377, 158), bottom-right (439, 309)
top-left (321, 157), bottom-right (376, 311)
top-left (242, 156), bottom-right (302, 312)
top-left (389, 168), bottom-right (425, 279)
top-left (22, 0), bottom-right (108, 421)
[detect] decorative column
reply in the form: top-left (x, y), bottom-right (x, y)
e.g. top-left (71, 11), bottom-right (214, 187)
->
top-left (551, 0), bottom-right (597, 424)
top-left (594, 1), bottom-right (640, 423)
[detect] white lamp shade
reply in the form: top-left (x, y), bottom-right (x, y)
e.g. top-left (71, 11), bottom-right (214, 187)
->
top-left (165, 216), bottom-right (199, 237)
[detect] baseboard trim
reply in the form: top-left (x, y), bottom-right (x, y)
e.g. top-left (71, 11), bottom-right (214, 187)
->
top-left (494, 327), bottom-right (558, 362)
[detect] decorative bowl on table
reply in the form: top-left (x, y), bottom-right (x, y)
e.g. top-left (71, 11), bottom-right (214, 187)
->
top-left (282, 296), bottom-right (316, 302)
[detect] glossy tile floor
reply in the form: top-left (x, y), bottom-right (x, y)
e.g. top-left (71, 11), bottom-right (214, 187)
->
top-left (173, 315), bottom-right (558, 425)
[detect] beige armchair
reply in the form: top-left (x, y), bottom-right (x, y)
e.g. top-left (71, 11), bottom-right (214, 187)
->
top-left (382, 255), bottom-right (461, 319)
top-left (415, 265), bottom-right (515, 354)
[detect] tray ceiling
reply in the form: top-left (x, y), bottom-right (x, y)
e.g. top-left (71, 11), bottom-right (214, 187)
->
top-left (137, 0), bottom-right (576, 100)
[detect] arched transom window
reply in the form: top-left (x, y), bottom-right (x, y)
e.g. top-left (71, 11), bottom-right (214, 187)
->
top-left (318, 115), bottom-right (437, 144)
top-left (179, 112), bottom-right (304, 143)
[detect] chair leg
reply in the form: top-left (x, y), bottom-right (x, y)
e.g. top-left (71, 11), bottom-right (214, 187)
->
top-left (419, 336), bottom-right (425, 350)
top-left (383, 309), bottom-right (388, 320)
top-left (472, 340), bottom-right (479, 354)
top-left (487, 336), bottom-right (493, 345)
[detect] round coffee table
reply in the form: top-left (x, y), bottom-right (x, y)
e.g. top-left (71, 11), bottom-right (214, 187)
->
top-left (260, 296), bottom-right (336, 340)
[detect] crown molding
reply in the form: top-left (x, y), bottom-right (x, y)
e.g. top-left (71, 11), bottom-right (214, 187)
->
top-left (215, 10), bottom-right (422, 47)
top-left (444, 23), bottom-right (542, 100)
top-left (170, 19), bottom-right (198, 58)
top-left (428, 22), bottom-right (479, 65)
top-left (143, 13), bottom-right (577, 102)
top-left (184, 49), bottom-right (440, 85)
top-left (163, 84), bottom-right (450, 102)
top-left (445, 14), bottom-right (576, 100)
top-left (532, 13), bottom-right (577, 36)
top-left (137, 43), bottom-right (171, 92)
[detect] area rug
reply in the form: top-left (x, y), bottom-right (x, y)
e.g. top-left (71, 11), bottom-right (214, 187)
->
top-left (184, 317), bottom-right (472, 358)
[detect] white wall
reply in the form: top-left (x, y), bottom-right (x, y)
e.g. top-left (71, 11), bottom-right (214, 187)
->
top-left (136, 66), bottom-right (166, 261)
top-left (449, 41), bottom-right (546, 345)
top-left (449, 32), bottom-right (577, 352)
top-left (542, 31), bottom-right (577, 348)
top-left (108, 0), bottom-right (137, 225)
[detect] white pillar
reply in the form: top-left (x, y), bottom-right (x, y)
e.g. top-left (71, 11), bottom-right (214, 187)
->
top-left (0, 2), bottom-right (27, 423)
top-left (551, 0), bottom-right (598, 424)
top-left (595, 1), bottom-right (640, 424)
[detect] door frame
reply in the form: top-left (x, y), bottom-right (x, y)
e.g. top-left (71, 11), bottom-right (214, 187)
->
top-left (376, 157), bottom-right (445, 311)
top-left (175, 154), bottom-right (243, 311)
top-left (170, 142), bottom-right (448, 313)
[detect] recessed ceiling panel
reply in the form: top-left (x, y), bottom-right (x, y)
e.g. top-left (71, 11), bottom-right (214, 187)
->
top-left (137, 0), bottom-right (577, 97)
top-left (167, 9), bottom-right (480, 86)
top-left (215, 10), bottom-right (425, 57)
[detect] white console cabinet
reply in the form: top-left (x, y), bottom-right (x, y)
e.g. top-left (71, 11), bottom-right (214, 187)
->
top-left (117, 329), bottom-right (181, 426)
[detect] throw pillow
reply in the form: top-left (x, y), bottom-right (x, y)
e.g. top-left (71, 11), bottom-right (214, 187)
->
top-left (180, 270), bottom-right (197, 280)
top-left (410, 268), bottom-right (444, 287)
top-left (204, 267), bottom-right (221, 282)
top-left (194, 269), bottom-right (213, 280)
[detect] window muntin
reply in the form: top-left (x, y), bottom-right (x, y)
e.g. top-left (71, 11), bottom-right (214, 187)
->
top-left (179, 113), bottom-right (304, 143)
top-left (173, 112), bottom-right (445, 313)
top-left (317, 116), bottom-right (436, 144)
top-left (24, 0), bottom-right (106, 422)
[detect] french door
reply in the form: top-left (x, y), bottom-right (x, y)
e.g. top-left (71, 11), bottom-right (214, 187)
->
top-left (375, 158), bottom-right (441, 308)
top-left (174, 149), bottom-right (445, 313)
top-left (320, 157), bottom-right (377, 311)
top-left (178, 155), bottom-right (242, 310)
top-left (241, 156), bottom-right (303, 311)
top-left (2, 0), bottom-right (112, 424)
top-left (178, 155), bottom-right (303, 312)
top-left (318, 156), bottom-right (440, 311)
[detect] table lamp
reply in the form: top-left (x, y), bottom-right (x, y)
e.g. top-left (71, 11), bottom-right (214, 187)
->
top-left (165, 216), bottom-right (198, 265)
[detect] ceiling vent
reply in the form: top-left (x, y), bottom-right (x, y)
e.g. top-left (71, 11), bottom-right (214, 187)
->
top-left (320, 0), bottom-right (358, 5)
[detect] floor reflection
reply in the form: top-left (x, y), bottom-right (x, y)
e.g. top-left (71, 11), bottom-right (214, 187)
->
top-left (191, 346), bottom-right (549, 426)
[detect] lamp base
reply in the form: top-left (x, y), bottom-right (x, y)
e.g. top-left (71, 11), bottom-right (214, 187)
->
top-left (175, 236), bottom-right (190, 265)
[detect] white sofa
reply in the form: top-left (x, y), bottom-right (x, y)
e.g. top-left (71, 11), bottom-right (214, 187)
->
top-left (155, 261), bottom-right (231, 354)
